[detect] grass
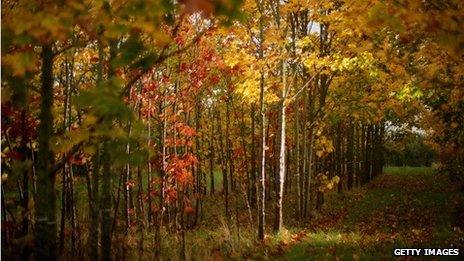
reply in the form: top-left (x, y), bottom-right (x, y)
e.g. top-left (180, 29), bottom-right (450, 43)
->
top-left (280, 166), bottom-right (464, 260)
top-left (281, 230), bottom-right (392, 260)
top-left (383, 166), bottom-right (435, 176)
top-left (4, 166), bottom-right (463, 260)
top-left (207, 170), bottom-right (224, 192)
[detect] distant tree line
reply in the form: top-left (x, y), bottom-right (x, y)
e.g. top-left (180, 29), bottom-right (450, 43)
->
top-left (384, 131), bottom-right (435, 167)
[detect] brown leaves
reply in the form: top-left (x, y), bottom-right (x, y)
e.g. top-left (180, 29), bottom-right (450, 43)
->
top-left (179, 0), bottom-right (214, 17)
top-left (291, 230), bottom-right (308, 243)
top-left (184, 206), bottom-right (195, 214)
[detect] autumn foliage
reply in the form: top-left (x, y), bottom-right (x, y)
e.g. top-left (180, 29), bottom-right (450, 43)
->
top-left (1, 0), bottom-right (463, 260)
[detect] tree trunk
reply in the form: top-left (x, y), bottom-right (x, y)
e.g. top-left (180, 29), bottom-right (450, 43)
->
top-left (209, 108), bottom-right (215, 195)
top-left (251, 107), bottom-right (257, 207)
top-left (100, 142), bottom-right (112, 260)
top-left (294, 99), bottom-right (301, 218)
top-left (124, 123), bottom-right (132, 235)
top-left (89, 39), bottom-right (105, 260)
top-left (225, 100), bottom-right (234, 191)
top-left (258, 72), bottom-right (266, 240)
top-left (35, 44), bottom-right (57, 260)
top-left (336, 123), bottom-right (342, 192)
top-left (305, 129), bottom-right (314, 215)
top-left (216, 110), bottom-right (229, 217)
top-left (100, 41), bottom-right (117, 261)
top-left (194, 99), bottom-right (202, 226)
top-left (257, 0), bottom-right (266, 239)
top-left (274, 62), bottom-right (287, 232)
top-left (301, 90), bottom-right (308, 218)
top-left (347, 123), bottom-right (354, 190)
top-left (19, 110), bottom-right (31, 260)
top-left (147, 99), bottom-right (153, 227)
top-left (90, 148), bottom-right (100, 261)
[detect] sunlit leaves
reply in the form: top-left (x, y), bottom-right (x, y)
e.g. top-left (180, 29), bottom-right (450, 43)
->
top-left (396, 82), bottom-right (423, 102)
top-left (234, 73), bottom-right (260, 103)
top-left (3, 52), bottom-right (38, 77)
top-left (316, 172), bottom-right (340, 192)
top-left (315, 135), bottom-right (334, 158)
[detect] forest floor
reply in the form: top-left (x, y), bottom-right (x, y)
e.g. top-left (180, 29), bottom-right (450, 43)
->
top-left (23, 167), bottom-right (463, 260)
top-left (272, 167), bottom-right (464, 260)
top-left (136, 167), bottom-right (464, 260)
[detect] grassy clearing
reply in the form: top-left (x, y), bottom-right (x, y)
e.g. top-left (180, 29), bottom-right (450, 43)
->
top-left (280, 166), bottom-right (464, 260)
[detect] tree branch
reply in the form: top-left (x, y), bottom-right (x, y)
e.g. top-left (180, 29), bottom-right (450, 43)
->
top-left (286, 66), bottom-right (324, 105)
top-left (120, 26), bottom-right (212, 98)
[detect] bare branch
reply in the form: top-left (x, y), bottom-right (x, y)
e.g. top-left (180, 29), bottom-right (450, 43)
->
top-left (286, 67), bottom-right (324, 105)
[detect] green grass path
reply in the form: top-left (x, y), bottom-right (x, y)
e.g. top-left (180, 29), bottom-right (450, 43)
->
top-left (278, 167), bottom-right (464, 260)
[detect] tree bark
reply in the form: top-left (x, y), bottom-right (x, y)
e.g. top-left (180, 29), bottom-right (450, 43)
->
top-left (100, 41), bottom-right (117, 261)
top-left (274, 61), bottom-right (287, 232)
top-left (257, 0), bottom-right (266, 240)
top-left (35, 44), bottom-right (57, 260)
top-left (216, 110), bottom-right (229, 217)
top-left (347, 123), bottom-right (354, 190)
top-left (209, 108), bottom-right (215, 195)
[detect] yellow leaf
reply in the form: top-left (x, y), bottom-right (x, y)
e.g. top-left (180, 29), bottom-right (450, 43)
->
top-left (3, 52), bottom-right (37, 76)
top-left (326, 183), bottom-right (333, 190)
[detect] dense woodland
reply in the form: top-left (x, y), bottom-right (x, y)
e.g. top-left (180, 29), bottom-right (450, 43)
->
top-left (1, 0), bottom-right (463, 260)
